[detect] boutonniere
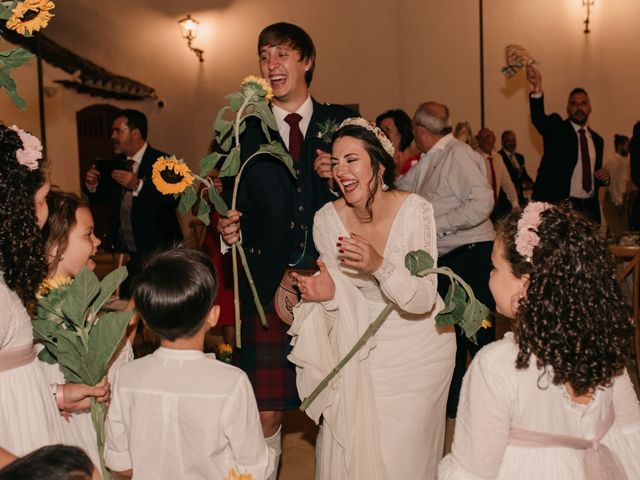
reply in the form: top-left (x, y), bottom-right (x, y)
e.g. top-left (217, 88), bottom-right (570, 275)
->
top-left (315, 118), bottom-right (340, 146)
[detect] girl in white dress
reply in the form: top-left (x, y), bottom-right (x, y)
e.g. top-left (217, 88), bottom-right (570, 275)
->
top-left (289, 118), bottom-right (456, 479)
top-left (39, 190), bottom-right (136, 466)
top-left (439, 202), bottom-right (640, 479)
top-left (0, 125), bottom-right (109, 464)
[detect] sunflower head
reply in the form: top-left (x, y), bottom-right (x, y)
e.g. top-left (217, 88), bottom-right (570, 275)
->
top-left (240, 75), bottom-right (273, 103)
top-left (36, 276), bottom-right (72, 299)
top-left (152, 156), bottom-right (195, 195)
top-left (6, 0), bottom-right (55, 36)
top-left (225, 469), bottom-right (253, 480)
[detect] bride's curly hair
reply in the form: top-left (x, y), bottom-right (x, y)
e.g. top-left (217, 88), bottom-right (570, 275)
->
top-left (496, 203), bottom-right (633, 396)
top-left (0, 125), bottom-right (47, 306)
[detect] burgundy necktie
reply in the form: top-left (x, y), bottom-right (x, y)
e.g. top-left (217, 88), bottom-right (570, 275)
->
top-left (285, 113), bottom-right (304, 162)
top-left (487, 155), bottom-right (498, 202)
top-left (578, 128), bottom-right (592, 192)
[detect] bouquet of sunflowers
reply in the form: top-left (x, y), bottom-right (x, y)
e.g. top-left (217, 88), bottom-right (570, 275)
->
top-left (152, 76), bottom-right (293, 347)
top-left (33, 267), bottom-right (133, 479)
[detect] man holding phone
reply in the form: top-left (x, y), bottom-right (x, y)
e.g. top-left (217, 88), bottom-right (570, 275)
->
top-left (84, 109), bottom-right (181, 295)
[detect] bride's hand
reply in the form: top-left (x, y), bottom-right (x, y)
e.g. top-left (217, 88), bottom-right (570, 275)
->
top-left (337, 233), bottom-right (383, 273)
top-left (292, 259), bottom-right (335, 302)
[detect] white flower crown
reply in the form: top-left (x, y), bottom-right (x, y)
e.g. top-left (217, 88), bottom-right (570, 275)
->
top-left (337, 117), bottom-right (396, 158)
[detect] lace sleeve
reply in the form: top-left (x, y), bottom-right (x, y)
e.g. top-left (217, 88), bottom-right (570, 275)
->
top-left (373, 195), bottom-right (439, 315)
top-left (312, 204), bottom-right (340, 269)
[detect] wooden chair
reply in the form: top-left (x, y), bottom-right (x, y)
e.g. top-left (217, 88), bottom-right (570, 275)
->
top-left (609, 244), bottom-right (640, 380)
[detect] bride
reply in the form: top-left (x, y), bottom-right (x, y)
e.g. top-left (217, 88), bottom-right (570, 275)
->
top-left (289, 118), bottom-right (456, 479)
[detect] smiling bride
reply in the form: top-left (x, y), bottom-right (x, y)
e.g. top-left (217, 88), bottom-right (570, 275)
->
top-left (288, 118), bottom-right (456, 480)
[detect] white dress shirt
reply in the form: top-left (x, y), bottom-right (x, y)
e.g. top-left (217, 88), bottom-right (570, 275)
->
top-left (396, 134), bottom-right (495, 255)
top-left (105, 347), bottom-right (274, 480)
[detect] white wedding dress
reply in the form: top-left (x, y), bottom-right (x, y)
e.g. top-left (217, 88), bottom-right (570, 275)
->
top-left (289, 194), bottom-right (456, 480)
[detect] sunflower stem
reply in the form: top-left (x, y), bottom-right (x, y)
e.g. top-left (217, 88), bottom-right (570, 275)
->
top-left (237, 244), bottom-right (268, 330)
top-left (232, 244), bottom-right (241, 348)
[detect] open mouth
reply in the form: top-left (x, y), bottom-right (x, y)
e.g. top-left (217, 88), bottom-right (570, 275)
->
top-left (87, 251), bottom-right (97, 271)
top-left (341, 179), bottom-right (359, 193)
top-left (269, 74), bottom-right (287, 88)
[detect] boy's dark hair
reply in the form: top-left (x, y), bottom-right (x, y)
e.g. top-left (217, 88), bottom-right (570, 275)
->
top-left (118, 108), bottom-right (148, 140)
top-left (258, 22), bottom-right (316, 85)
top-left (0, 444), bottom-right (94, 480)
top-left (133, 248), bottom-right (218, 341)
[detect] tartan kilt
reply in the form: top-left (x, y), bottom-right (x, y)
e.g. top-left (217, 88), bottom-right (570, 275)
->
top-left (233, 299), bottom-right (300, 411)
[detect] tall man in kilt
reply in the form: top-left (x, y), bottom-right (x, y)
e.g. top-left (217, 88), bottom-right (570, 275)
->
top-left (218, 22), bottom-right (354, 478)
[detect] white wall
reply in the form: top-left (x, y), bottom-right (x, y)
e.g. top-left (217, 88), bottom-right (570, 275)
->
top-left (1, 0), bottom-right (638, 193)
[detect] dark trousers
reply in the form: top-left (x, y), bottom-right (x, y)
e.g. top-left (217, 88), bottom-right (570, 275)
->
top-left (438, 241), bottom-right (496, 418)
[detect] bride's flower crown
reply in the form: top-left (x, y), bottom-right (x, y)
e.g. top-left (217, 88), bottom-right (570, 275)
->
top-left (9, 125), bottom-right (42, 171)
top-left (337, 117), bottom-right (396, 158)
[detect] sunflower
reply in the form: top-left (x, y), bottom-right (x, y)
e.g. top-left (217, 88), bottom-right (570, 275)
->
top-left (240, 75), bottom-right (273, 103)
top-left (6, 0), bottom-right (55, 36)
top-left (481, 318), bottom-right (493, 329)
top-left (225, 469), bottom-right (253, 480)
top-left (152, 156), bottom-right (195, 195)
top-left (36, 275), bottom-right (72, 299)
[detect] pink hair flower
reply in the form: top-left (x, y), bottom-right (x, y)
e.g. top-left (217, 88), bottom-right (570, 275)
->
top-left (9, 125), bottom-right (42, 171)
top-left (515, 202), bottom-right (551, 261)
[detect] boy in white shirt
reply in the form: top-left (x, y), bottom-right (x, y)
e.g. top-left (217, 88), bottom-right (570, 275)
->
top-left (105, 249), bottom-right (275, 479)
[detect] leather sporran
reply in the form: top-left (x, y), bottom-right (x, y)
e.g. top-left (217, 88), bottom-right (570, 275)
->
top-left (274, 268), bottom-right (316, 325)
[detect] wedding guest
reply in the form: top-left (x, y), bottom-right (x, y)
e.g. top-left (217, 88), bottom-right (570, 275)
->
top-left (627, 122), bottom-right (640, 229)
top-left (217, 23), bottom-right (353, 477)
top-left (498, 130), bottom-right (533, 207)
top-left (289, 118), bottom-right (455, 479)
top-left (105, 248), bottom-right (274, 480)
top-left (603, 134), bottom-right (631, 233)
top-left (439, 202), bottom-right (640, 479)
top-left (40, 190), bottom-right (136, 467)
top-left (0, 125), bottom-right (108, 458)
top-left (375, 109), bottom-right (420, 177)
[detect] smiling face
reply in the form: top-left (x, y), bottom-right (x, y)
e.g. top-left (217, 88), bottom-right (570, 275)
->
top-left (54, 207), bottom-right (101, 278)
top-left (567, 92), bottom-right (592, 126)
top-left (259, 43), bottom-right (311, 109)
top-left (489, 238), bottom-right (528, 319)
top-left (331, 136), bottom-right (380, 208)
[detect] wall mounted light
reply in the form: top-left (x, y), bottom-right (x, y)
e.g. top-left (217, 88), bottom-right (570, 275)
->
top-left (582, 0), bottom-right (595, 34)
top-left (178, 14), bottom-right (204, 62)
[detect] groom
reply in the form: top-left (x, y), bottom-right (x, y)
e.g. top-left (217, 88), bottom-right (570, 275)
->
top-left (218, 22), bottom-right (353, 477)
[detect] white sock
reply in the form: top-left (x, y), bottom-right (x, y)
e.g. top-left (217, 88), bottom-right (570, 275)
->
top-left (265, 425), bottom-right (282, 480)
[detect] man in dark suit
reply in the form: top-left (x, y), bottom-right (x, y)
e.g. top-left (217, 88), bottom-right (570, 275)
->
top-left (217, 23), bottom-right (354, 477)
top-left (84, 109), bottom-right (180, 294)
top-left (526, 65), bottom-right (609, 222)
top-left (497, 130), bottom-right (533, 212)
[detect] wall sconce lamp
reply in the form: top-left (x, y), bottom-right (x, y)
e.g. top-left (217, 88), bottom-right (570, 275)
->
top-left (582, 0), bottom-right (595, 34)
top-left (178, 14), bottom-right (204, 62)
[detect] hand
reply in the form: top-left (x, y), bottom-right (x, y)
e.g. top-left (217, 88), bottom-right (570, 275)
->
top-left (292, 259), bottom-right (335, 302)
top-left (85, 165), bottom-right (100, 187)
top-left (62, 376), bottom-right (110, 412)
top-left (595, 167), bottom-right (610, 184)
top-left (313, 149), bottom-right (333, 179)
top-left (111, 169), bottom-right (139, 190)
top-left (525, 65), bottom-right (542, 94)
top-left (217, 209), bottom-right (242, 246)
top-left (337, 233), bottom-right (383, 273)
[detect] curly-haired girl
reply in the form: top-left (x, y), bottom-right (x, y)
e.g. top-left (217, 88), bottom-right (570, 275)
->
top-left (439, 202), bottom-right (640, 479)
top-left (0, 125), bottom-right (109, 464)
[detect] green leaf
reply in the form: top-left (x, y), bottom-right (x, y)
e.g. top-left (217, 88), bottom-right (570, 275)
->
top-left (90, 267), bottom-right (128, 315)
top-left (405, 250), bottom-right (434, 276)
top-left (85, 311), bottom-right (132, 385)
top-left (214, 107), bottom-right (233, 141)
top-left (258, 141), bottom-right (296, 178)
top-left (460, 299), bottom-right (490, 342)
top-left (62, 268), bottom-right (100, 327)
top-left (225, 92), bottom-right (245, 113)
top-left (0, 2), bottom-right (17, 20)
top-left (0, 48), bottom-right (35, 68)
top-left (199, 152), bottom-right (221, 178)
top-left (207, 185), bottom-right (229, 217)
top-left (196, 197), bottom-right (211, 225)
top-left (435, 283), bottom-right (467, 327)
top-left (219, 147), bottom-right (240, 178)
top-left (37, 345), bottom-right (58, 366)
top-left (56, 333), bottom-right (92, 384)
top-left (0, 68), bottom-right (26, 110)
top-left (177, 185), bottom-right (197, 214)
top-left (254, 100), bottom-right (278, 131)
top-left (32, 318), bottom-right (61, 343)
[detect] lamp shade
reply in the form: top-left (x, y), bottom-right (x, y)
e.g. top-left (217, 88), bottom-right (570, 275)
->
top-left (178, 14), bottom-right (199, 40)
